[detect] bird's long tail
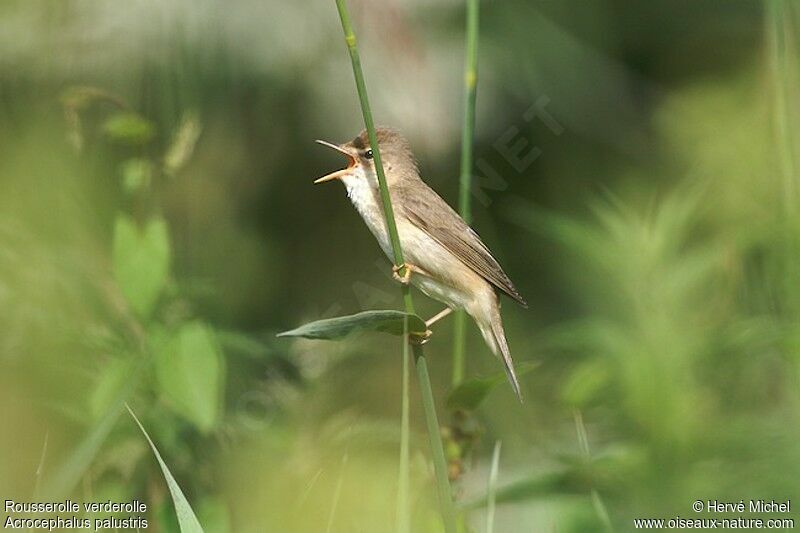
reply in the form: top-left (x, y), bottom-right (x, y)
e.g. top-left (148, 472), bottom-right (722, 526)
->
top-left (472, 294), bottom-right (523, 403)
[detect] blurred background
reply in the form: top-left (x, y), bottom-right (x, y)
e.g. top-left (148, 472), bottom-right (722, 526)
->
top-left (1, 0), bottom-right (799, 531)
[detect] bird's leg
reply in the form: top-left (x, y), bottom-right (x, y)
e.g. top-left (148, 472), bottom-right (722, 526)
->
top-left (409, 308), bottom-right (453, 345)
top-left (392, 263), bottom-right (427, 285)
top-left (426, 307), bottom-right (453, 327)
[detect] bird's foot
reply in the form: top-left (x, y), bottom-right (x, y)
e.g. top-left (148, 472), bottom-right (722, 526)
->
top-left (410, 328), bottom-right (432, 345)
top-left (392, 263), bottom-right (414, 285)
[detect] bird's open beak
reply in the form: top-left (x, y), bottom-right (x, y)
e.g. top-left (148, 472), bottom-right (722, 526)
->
top-left (314, 140), bottom-right (357, 184)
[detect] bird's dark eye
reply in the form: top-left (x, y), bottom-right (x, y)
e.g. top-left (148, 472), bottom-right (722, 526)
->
top-left (364, 149), bottom-right (373, 160)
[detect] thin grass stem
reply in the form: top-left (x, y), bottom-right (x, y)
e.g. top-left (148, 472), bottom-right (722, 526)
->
top-left (333, 2), bottom-right (456, 531)
top-left (485, 440), bottom-right (501, 533)
top-left (326, 453), bottom-right (348, 533)
top-left (452, 0), bottom-right (480, 386)
top-left (396, 320), bottom-right (411, 533)
top-left (574, 410), bottom-right (614, 533)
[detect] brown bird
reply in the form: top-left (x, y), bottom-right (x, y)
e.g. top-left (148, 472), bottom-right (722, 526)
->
top-left (314, 127), bottom-right (527, 401)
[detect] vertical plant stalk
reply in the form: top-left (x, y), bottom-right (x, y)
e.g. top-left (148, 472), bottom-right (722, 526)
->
top-left (333, 2), bottom-right (457, 531)
top-left (396, 321), bottom-right (410, 533)
top-left (452, 0), bottom-right (480, 386)
top-left (768, 0), bottom-right (798, 215)
top-left (485, 440), bottom-right (502, 533)
top-left (767, 0), bottom-right (800, 331)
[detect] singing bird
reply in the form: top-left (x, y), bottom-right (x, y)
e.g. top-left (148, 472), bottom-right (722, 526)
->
top-left (314, 128), bottom-right (527, 401)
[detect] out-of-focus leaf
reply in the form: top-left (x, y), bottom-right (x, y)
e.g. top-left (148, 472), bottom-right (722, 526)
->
top-left (60, 86), bottom-right (127, 110)
top-left (43, 358), bottom-right (145, 499)
top-left (467, 445), bottom-right (646, 509)
top-left (90, 358), bottom-right (134, 421)
top-left (196, 497), bottom-right (231, 533)
top-left (126, 405), bottom-right (204, 533)
top-left (93, 480), bottom-right (130, 517)
top-left (164, 112), bottom-right (202, 175)
top-left (446, 362), bottom-right (538, 411)
top-left (155, 322), bottom-right (224, 433)
top-left (121, 158), bottom-right (152, 195)
top-left (561, 358), bottom-right (612, 407)
top-left (276, 310), bottom-right (427, 340)
top-left (103, 112), bottom-right (155, 145)
top-left (112, 215), bottom-right (170, 318)
top-left (216, 330), bottom-right (273, 360)
top-left (157, 501), bottom-right (181, 533)
top-left (44, 404), bottom-right (123, 499)
top-left (463, 471), bottom-right (572, 509)
top-left (92, 437), bottom-right (146, 479)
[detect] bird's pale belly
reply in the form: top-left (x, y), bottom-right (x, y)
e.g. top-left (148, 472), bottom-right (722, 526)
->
top-left (393, 221), bottom-right (483, 312)
top-left (344, 175), bottom-right (483, 311)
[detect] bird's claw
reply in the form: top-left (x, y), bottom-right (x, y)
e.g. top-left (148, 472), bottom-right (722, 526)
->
top-left (392, 263), bottom-right (412, 285)
top-left (410, 329), bottom-right (432, 345)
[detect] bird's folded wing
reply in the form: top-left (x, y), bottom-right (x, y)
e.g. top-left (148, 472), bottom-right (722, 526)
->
top-left (397, 185), bottom-right (527, 307)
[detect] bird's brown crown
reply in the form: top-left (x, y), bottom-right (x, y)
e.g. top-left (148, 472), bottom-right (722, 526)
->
top-left (349, 127), bottom-right (417, 177)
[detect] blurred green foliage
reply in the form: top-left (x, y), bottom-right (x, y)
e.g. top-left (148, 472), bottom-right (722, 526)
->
top-left (1, 1), bottom-right (798, 532)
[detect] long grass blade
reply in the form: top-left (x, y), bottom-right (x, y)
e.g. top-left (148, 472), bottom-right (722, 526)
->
top-left (415, 352), bottom-right (457, 530)
top-left (127, 404), bottom-right (204, 533)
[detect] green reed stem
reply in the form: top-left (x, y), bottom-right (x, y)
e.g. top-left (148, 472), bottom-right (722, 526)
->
top-left (396, 321), bottom-right (410, 533)
top-left (333, 2), bottom-right (456, 531)
top-left (452, 0), bottom-right (480, 387)
top-left (768, 0), bottom-right (798, 214)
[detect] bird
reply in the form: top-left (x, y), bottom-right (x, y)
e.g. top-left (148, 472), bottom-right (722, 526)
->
top-left (314, 127), bottom-right (527, 401)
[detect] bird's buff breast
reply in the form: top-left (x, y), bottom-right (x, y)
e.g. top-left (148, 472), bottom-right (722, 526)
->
top-left (343, 176), bottom-right (483, 311)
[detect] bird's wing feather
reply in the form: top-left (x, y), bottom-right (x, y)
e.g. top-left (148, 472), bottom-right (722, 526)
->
top-left (397, 183), bottom-right (527, 307)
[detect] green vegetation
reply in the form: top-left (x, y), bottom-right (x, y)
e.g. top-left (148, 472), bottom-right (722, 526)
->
top-left (0, 1), bottom-right (797, 532)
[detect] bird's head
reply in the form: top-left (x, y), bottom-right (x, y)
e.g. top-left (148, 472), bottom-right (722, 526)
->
top-left (314, 127), bottom-right (418, 188)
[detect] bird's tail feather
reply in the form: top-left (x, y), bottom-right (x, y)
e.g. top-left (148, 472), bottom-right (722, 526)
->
top-left (474, 298), bottom-right (523, 403)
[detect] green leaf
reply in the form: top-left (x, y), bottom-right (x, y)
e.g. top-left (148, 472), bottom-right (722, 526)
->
top-left (196, 497), bottom-right (231, 533)
top-left (276, 310), bottom-right (427, 340)
top-left (90, 358), bottom-right (134, 421)
top-left (103, 112), bottom-right (155, 145)
top-left (44, 357), bottom-right (146, 499)
top-left (446, 362), bottom-right (539, 411)
top-left (126, 405), bottom-right (204, 533)
top-left (112, 215), bottom-right (170, 318)
top-left (561, 358), bottom-right (611, 407)
top-left (155, 322), bottom-right (224, 433)
top-left (156, 501), bottom-right (181, 533)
